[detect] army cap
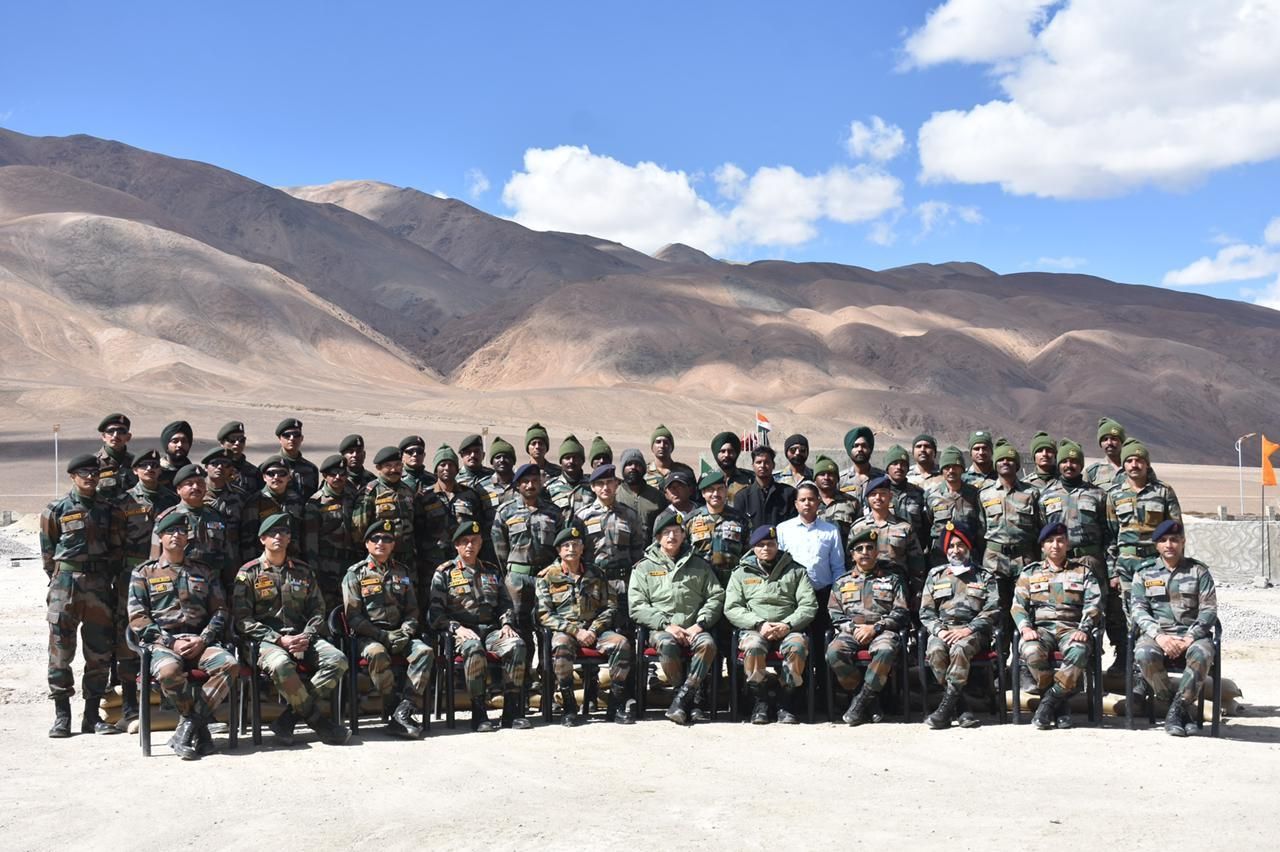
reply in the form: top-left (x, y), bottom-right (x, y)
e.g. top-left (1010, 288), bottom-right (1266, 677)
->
top-left (433, 444), bottom-right (458, 468)
top-left (651, 424), bottom-right (674, 445)
top-left (365, 519), bottom-right (397, 542)
top-left (525, 422), bottom-right (550, 446)
top-left (132, 449), bottom-right (161, 468)
top-left (489, 436), bottom-right (516, 461)
top-left (1151, 520), bottom-right (1184, 542)
top-left (1057, 439), bottom-right (1085, 462)
top-left (588, 464), bottom-right (618, 483)
top-left (843, 426), bottom-right (874, 456)
top-left (554, 524), bottom-right (585, 548)
top-left (968, 430), bottom-right (993, 449)
top-left (588, 435), bottom-right (612, 460)
top-left (710, 431), bottom-right (741, 454)
top-left (398, 435), bottom-right (426, 452)
top-left (558, 434), bottom-right (585, 459)
top-left (1122, 439), bottom-right (1150, 462)
top-left (201, 449), bottom-right (232, 465)
top-left (259, 454), bottom-right (290, 474)
top-left (664, 469), bottom-right (695, 490)
top-left (172, 464), bottom-right (206, 487)
top-left (1097, 417), bottom-right (1126, 445)
top-left (749, 525), bottom-right (777, 547)
top-left (513, 462), bottom-right (541, 482)
top-left (698, 469), bottom-right (726, 490)
top-left (458, 434), bottom-right (484, 453)
top-left (154, 511), bottom-right (190, 536)
top-left (453, 520), bottom-right (484, 543)
top-left (258, 513), bottom-right (292, 537)
top-left (66, 453), bottom-right (99, 475)
top-left (938, 446), bottom-right (966, 469)
top-left (161, 420), bottom-right (193, 444)
top-left (943, 521), bottom-right (972, 551)
top-left (217, 421), bottom-right (246, 442)
top-left (993, 439), bottom-right (1019, 464)
top-left (1030, 431), bottom-right (1055, 454)
top-left (849, 527), bottom-right (878, 548)
top-left (339, 434), bottom-right (364, 452)
top-left (275, 418), bottom-right (303, 437)
top-left (1038, 521), bottom-right (1069, 544)
top-left (883, 444), bottom-right (910, 466)
top-left (319, 454), bottom-right (345, 474)
top-left (812, 454), bottom-right (839, 476)
top-left (97, 413), bottom-right (130, 432)
top-left (653, 511), bottom-right (686, 536)
top-left (912, 433), bottom-right (937, 449)
top-left (372, 446), bottom-right (400, 466)
top-left (864, 475), bottom-right (891, 494)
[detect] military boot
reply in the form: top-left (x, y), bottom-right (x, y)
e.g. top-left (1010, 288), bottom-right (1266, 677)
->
top-left (81, 698), bottom-right (120, 735)
top-left (49, 697), bottom-right (72, 739)
top-left (749, 683), bottom-right (770, 725)
top-left (843, 685), bottom-right (874, 727)
top-left (1127, 674), bottom-right (1150, 719)
top-left (605, 685), bottom-right (636, 725)
top-left (1054, 686), bottom-right (1074, 729)
top-left (1181, 700), bottom-right (1201, 736)
top-left (170, 716), bottom-right (200, 760)
top-left (690, 681), bottom-right (711, 722)
top-left (776, 688), bottom-right (800, 725)
top-left (956, 692), bottom-right (982, 729)
top-left (305, 705), bottom-right (351, 745)
top-left (1164, 697), bottom-right (1188, 737)
top-left (1032, 689), bottom-right (1059, 731)
top-left (926, 684), bottom-right (961, 730)
top-left (470, 698), bottom-right (496, 733)
top-left (665, 682), bottom-right (694, 725)
top-left (194, 713), bottom-right (217, 756)
top-left (504, 690), bottom-right (532, 730)
top-left (269, 706), bottom-right (299, 745)
top-left (115, 681), bottom-right (140, 733)
top-left (560, 686), bottom-right (581, 727)
top-left (386, 699), bottom-right (422, 739)
top-left (1019, 665), bottom-right (1040, 695)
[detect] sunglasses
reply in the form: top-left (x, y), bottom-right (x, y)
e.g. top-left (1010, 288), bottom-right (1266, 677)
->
top-left (264, 529), bottom-right (290, 538)
top-left (264, 470), bottom-right (290, 478)
top-left (403, 447), bottom-right (425, 455)
top-left (103, 426), bottom-right (129, 435)
top-left (852, 544), bottom-right (876, 553)
top-left (280, 431), bottom-right (302, 439)
top-left (223, 434), bottom-right (246, 444)
top-left (135, 462), bottom-right (159, 471)
top-left (369, 534), bottom-right (395, 544)
top-left (72, 469), bottom-right (100, 478)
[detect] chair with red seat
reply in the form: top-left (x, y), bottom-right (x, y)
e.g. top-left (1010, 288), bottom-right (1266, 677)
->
top-left (1011, 626), bottom-right (1103, 724)
top-left (127, 627), bottom-right (241, 757)
top-left (822, 627), bottom-right (913, 723)
top-left (915, 627), bottom-right (1007, 724)
top-left (537, 628), bottom-right (609, 724)
top-left (633, 625), bottom-right (719, 721)
top-left (727, 628), bottom-right (816, 723)
top-left (436, 632), bottom-right (513, 729)
top-left (238, 608), bottom-right (344, 744)
top-left (328, 607), bottom-right (426, 735)
top-left (1124, 620), bottom-right (1223, 736)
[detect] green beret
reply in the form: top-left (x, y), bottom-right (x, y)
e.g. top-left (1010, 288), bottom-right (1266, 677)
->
top-left (912, 433), bottom-right (936, 449)
top-left (1057, 439), bottom-right (1084, 462)
top-left (554, 524), bottom-right (585, 548)
top-left (1030, 431), bottom-right (1055, 454)
top-left (217, 421), bottom-right (245, 442)
top-left (710, 431), bottom-right (741, 454)
top-left (161, 420), bottom-right (192, 444)
top-left (459, 434), bottom-right (483, 453)
top-left (653, 511), bottom-right (686, 536)
top-left (258, 513), bottom-right (291, 537)
top-left (172, 464), bottom-right (205, 487)
top-left (66, 453), bottom-right (99, 474)
top-left (489, 436), bottom-right (516, 460)
top-left (372, 446), bottom-right (400, 466)
top-left (97, 413), bottom-right (130, 432)
top-left (1122, 439), bottom-right (1150, 462)
top-left (812, 454), bottom-right (840, 476)
top-left (884, 444), bottom-right (909, 465)
top-left (938, 446), bottom-right (966, 469)
top-left (364, 519), bottom-right (397, 541)
top-left (525, 422), bottom-right (550, 446)
top-left (339, 434), bottom-right (364, 452)
top-left (968, 430), bottom-right (993, 449)
top-left (319, 454), bottom-right (345, 474)
top-left (433, 444), bottom-right (459, 468)
top-left (201, 449), bottom-right (232, 465)
top-left (698, 469), bottom-right (727, 490)
top-left (651, 424), bottom-right (674, 445)
top-left (849, 526), bottom-right (878, 548)
top-left (1097, 417), bottom-right (1126, 445)
top-left (993, 438), bottom-right (1019, 464)
top-left (843, 426), bottom-right (874, 457)
top-left (154, 511), bottom-right (190, 535)
top-left (274, 418), bottom-right (302, 437)
top-left (398, 435), bottom-right (426, 452)
top-left (132, 449), bottom-right (161, 467)
top-left (588, 435), bottom-right (612, 460)
top-left (452, 520), bottom-right (484, 542)
top-left (558, 434), bottom-right (585, 459)
top-left (259, 454), bottom-right (290, 474)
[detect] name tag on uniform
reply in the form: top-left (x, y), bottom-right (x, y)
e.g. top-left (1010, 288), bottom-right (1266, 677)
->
top-left (125, 507), bottom-right (149, 518)
top-left (840, 581), bottom-right (861, 594)
top-left (965, 582), bottom-right (986, 595)
top-left (549, 583), bottom-right (570, 594)
top-left (586, 518), bottom-right (603, 534)
top-left (1144, 579), bottom-right (1167, 595)
top-left (325, 504), bottom-right (341, 513)
top-left (361, 583), bottom-right (383, 597)
top-left (722, 522), bottom-right (742, 541)
top-left (1115, 497), bottom-right (1135, 512)
top-left (648, 570), bottom-right (667, 577)
top-left (932, 583), bottom-right (952, 597)
top-left (1043, 498), bottom-right (1063, 513)
top-left (375, 494), bottom-right (395, 505)
top-left (744, 577), bottom-right (763, 585)
top-left (982, 498), bottom-right (1002, 509)
top-left (1030, 581), bottom-right (1049, 593)
top-left (507, 519), bottom-right (528, 534)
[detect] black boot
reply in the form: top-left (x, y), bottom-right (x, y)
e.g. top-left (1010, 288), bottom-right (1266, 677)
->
top-left (1165, 697), bottom-right (1188, 737)
top-left (843, 685), bottom-right (874, 726)
top-left (956, 692), bottom-right (981, 729)
top-left (269, 706), bottom-right (298, 745)
top-left (606, 685), bottom-right (636, 725)
top-left (504, 691), bottom-right (532, 729)
top-left (170, 716), bottom-right (200, 760)
top-left (305, 705), bottom-right (351, 745)
top-left (1181, 699), bottom-right (1201, 736)
top-left (386, 698), bottom-right (423, 739)
top-left (193, 712), bottom-right (217, 756)
top-left (1128, 676), bottom-right (1150, 718)
top-left (1054, 688), bottom-right (1074, 729)
top-left (776, 688), bottom-right (800, 725)
top-left (1032, 688), bottom-right (1059, 730)
top-left (470, 698), bottom-right (496, 733)
top-left (49, 697), bottom-right (72, 738)
top-left (1019, 665), bottom-right (1040, 695)
top-left (81, 698), bottom-right (120, 735)
top-left (115, 681), bottom-right (139, 733)
top-left (927, 684), bottom-right (961, 730)
top-left (665, 682), bottom-right (694, 725)
top-left (560, 687), bottom-right (581, 727)
top-left (690, 681), bottom-right (711, 722)
top-left (749, 683), bottom-right (770, 725)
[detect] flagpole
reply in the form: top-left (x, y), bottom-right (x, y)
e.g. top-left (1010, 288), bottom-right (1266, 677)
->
top-left (1236, 432), bottom-right (1256, 516)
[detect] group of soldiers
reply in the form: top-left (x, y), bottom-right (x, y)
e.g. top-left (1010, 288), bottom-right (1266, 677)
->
top-left (38, 412), bottom-right (1218, 757)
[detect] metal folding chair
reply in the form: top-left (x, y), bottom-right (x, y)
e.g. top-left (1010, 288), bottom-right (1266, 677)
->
top-left (128, 627), bottom-right (241, 757)
top-left (329, 608), bottom-right (426, 735)
top-left (915, 627), bottom-right (1007, 724)
top-left (726, 628), bottom-right (816, 723)
top-left (633, 625), bottom-right (719, 721)
top-left (1011, 625), bottom-right (1104, 724)
top-left (1125, 620), bottom-right (1223, 736)
top-left (823, 625), bottom-right (913, 723)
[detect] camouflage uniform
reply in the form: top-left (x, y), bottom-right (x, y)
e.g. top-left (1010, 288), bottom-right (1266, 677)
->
top-left (644, 460), bottom-right (694, 492)
top-left (476, 473), bottom-right (515, 529)
top-left (158, 454), bottom-right (192, 491)
top-left (304, 483), bottom-right (356, 612)
top-left (546, 473), bottom-right (594, 521)
top-left (232, 555), bottom-right (348, 714)
top-left (722, 468), bottom-right (755, 503)
top-left (116, 482), bottom-right (178, 686)
top-left (1084, 458), bottom-right (1123, 492)
top-left (907, 468), bottom-right (941, 490)
top-left (429, 557), bottom-right (525, 698)
top-left (1130, 556), bottom-right (1217, 704)
top-left (839, 465), bottom-right (884, 499)
top-left (341, 555), bottom-right (434, 710)
top-left (1011, 559), bottom-right (1101, 693)
top-left (887, 478), bottom-right (929, 551)
top-left (1041, 476), bottom-right (1118, 650)
top-left (434, 481), bottom-right (486, 536)
top-left (918, 562), bottom-right (999, 686)
top-left (228, 454), bottom-right (264, 496)
top-left (825, 559), bottom-right (909, 695)
top-left (95, 447), bottom-right (137, 501)
top-left (683, 505), bottom-right (748, 585)
top-left (490, 497), bottom-right (559, 631)
top-left (962, 464), bottom-right (996, 489)
top-left (925, 483), bottom-right (985, 563)
top-left (154, 500), bottom-right (238, 591)
top-left (535, 561), bottom-right (632, 689)
top-left (774, 465), bottom-right (815, 488)
top-left (723, 551), bottom-right (817, 688)
top-left (203, 483), bottom-right (245, 569)
top-left (127, 555), bottom-right (236, 718)
top-left (240, 485), bottom-right (305, 564)
top-left (850, 514), bottom-right (927, 600)
top-left (280, 452), bottom-right (320, 500)
top-left (1025, 469), bottom-right (1057, 491)
top-left (576, 498), bottom-right (644, 605)
top-left (1106, 481), bottom-right (1183, 590)
top-left (351, 475), bottom-right (418, 572)
top-left (628, 543), bottom-right (724, 690)
top-left (818, 491), bottom-right (860, 555)
top-left (41, 490), bottom-right (124, 700)
top-left (409, 482), bottom-right (451, 587)
top-left (978, 478), bottom-right (1043, 579)
top-left (345, 466), bottom-right (376, 495)
top-left (457, 463), bottom-right (494, 490)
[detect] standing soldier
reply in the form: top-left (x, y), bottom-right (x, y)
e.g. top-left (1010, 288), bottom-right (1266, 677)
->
top-left (577, 465), bottom-right (644, 609)
top-left (1130, 521), bottom-right (1219, 737)
top-left (304, 454), bottom-right (355, 612)
top-left (94, 413), bottom-right (136, 501)
top-left (907, 434), bottom-right (941, 490)
top-left (340, 434), bottom-right (375, 493)
top-left (925, 446), bottom-right (985, 564)
top-left (351, 447), bottom-right (418, 580)
top-left (158, 420), bottom-right (194, 490)
top-left (217, 421), bottom-right (262, 495)
top-left (724, 525), bottom-right (818, 724)
top-left (232, 514), bottom-right (350, 745)
top-left (399, 435), bottom-right (437, 493)
top-left (430, 522), bottom-right (531, 732)
top-left (477, 436), bottom-right (518, 526)
top-left (1086, 417), bottom-right (1128, 490)
top-left (536, 525), bottom-right (636, 726)
top-left (617, 448), bottom-right (664, 547)
top-left (851, 476), bottom-right (927, 601)
top-left (341, 519), bottom-right (435, 739)
top-left (685, 470), bottom-right (749, 586)
top-left (240, 456), bottom-right (306, 566)
top-left (644, 425), bottom-right (692, 490)
top-left (1026, 432), bottom-right (1058, 490)
top-left (546, 435), bottom-right (594, 519)
top-left (628, 513), bottom-right (725, 726)
top-left (839, 425), bottom-right (883, 498)
top-left (431, 444), bottom-right (485, 536)
top-left (774, 434), bottom-right (814, 487)
top-left (963, 430), bottom-right (996, 487)
top-left (491, 464), bottom-right (560, 638)
top-left (813, 454), bottom-right (859, 554)
top-left (457, 433), bottom-right (493, 488)
top-left (153, 465), bottom-right (236, 590)
top-left (127, 512), bottom-right (238, 759)
top-left (525, 422), bottom-right (561, 480)
top-left (882, 445), bottom-right (929, 551)
top-left (588, 435), bottom-right (613, 471)
top-left (733, 445), bottom-right (797, 535)
top-left (978, 440), bottom-right (1044, 649)
top-left (919, 522), bottom-right (999, 729)
top-left (710, 431), bottom-right (754, 502)
top-left (274, 418), bottom-right (319, 499)
top-left (1012, 522), bottom-right (1102, 730)
top-left (826, 527), bottom-right (910, 726)
top-left (41, 453), bottom-right (125, 737)
top-left (201, 449), bottom-right (245, 568)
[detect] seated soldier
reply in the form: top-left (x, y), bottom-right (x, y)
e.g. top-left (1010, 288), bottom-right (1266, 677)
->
top-left (536, 525), bottom-right (635, 726)
top-left (127, 512), bottom-right (238, 760)
top-left (628, 513), bottom-right (725, 725)
top-left (341, 519), bottom-right (436, 739)
top-left (1131, 520), bottom-right (1219, 737)
top-left (826, 527), bottom-right (910, 726)
top-left (918, 522), bottom-right (999, 730)
top-left (232, 513), bottom-right (351, 746)
top-left (724, 525), bottom-right (817, 725)
top-left (1012, 522), bottom-right (1102, 731)
top-left (430, 521), bottom-right (530, 732)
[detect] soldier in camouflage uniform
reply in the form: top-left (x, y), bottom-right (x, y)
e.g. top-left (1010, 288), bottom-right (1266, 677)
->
top-left (1086, 416), bottom-right (1128, 491)
top-left (239, 456), bottom-right (305, 568)
top-left (978, 440), bottom-right (1043, 653)
top-left (217, 420), bottom-right (263, 496)
top-left (476, 436), bottom-right (518, 532)
top-left (774, 434), bottom-right (814, 487)
top-left (724, 525), bottom-right (817, 724)
top-left (628, 513), bottom-right (724, 725)
top-left (925, 446), bottom-right (985, 564)
top-left (431, 444), bottom-right (485, 544)
top-left (839, 425), bottom-right (883, 498)
top-left (1026, 431), bottom-right (1058, 490)
top-left (41, 453), bottom-right (126, 737)
top-left (94, 413), bottom-right (136, 501)
top-left (882, 445), bottom-right (929, 550)
top-left (644, 424), bottom-right (693, 491)
top-left (684, 470), bottom-right (748, 585)
top-left (158, 420), bottom-right (193, 490)
top-left (232, 513), bottom-right (350, 745)
top-left (430, 522), bottom-right (530, 732)
top-left (588, 435), bottom-right (613, 471)
top-left (963, 430), bottom-right (997, 488)
top-left (536, 525), bottom-right (636, 726)
top-left (826, 527), bottom-right (910, 726)
top-left (546, 434), bottom-right (594, 519)
top-left (352, 446), bottom-right (419, 580)
top-left (525, 422), bottom-right (562, 480)
top-left (852, 476), bottom-right (927, 601)
top-left (273, 418), bottom-right (320, 499)
top-left (201, 449), bottom-right (244, 568)
top-left (813, 454), bottom-right (859, 554)
top-left (399, 434), bottom-right (438, 494)
top-left (491, 463), bottom-right (560, 638)
top-left (304, 454), bottom-right (355, 612)
top-left (340, 434), bottom-right (375, 494)
top-left (710, 431), bottom-right (754, 501)
top-left (617, 448), bottom-right (664, 547)
top-left (153, 465), bottom-right (237, 591)
top-left (342, 519), bottom-right (435, 739)
top-left (576, 465), bottom-right (644, 612)
top-left (1130, 521), bottom-right (1219, 737)
top-left (919, 522), bottom-right (999, 729)
top-left (1012, 522), bottom-right (1102, 730)
top-left (907, 433), bottom-right (941, 490)
top-left (127, 511), bottom-right (237, 759)
top-left (457, 433), bottom-right (494, 489)
top-left (398, 442), bottom-right (450, 589)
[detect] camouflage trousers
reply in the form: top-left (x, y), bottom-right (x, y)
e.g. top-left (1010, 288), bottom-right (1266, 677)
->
top-left (459, 630), bottom-right (526, 698)
top-left (1134, 635), bottom-right (1213, 704)
top-left (114, 561), bottom-right (145, 682)
top-left (925, 631), bottom-right (989, 687)
top-left (356, 637), bottom-right (435, 711)
top-left (826, 630), bottom-right (899, 694)
top-left (312, 563), bottom-right (347, 617)
top-left (649, 630), bottom-right (717, 690)
top-left (150, 644), bottom-right (237, 717)
top-left (550, 630), bottom-right (632, 689)
top-left (256, 638), bottom-right (348, 714)
top-left (503, 569), bottom-right (538, 631)
top-left (1020, 625), bottom-right (1091, 693)
top-left (47, 570), bottom-right (114, 700)
top-left (738, 630), bottom-right (809, 688)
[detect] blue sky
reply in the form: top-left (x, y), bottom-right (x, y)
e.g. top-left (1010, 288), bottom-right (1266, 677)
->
top-left (4, 1), bottom-right (1279, 308)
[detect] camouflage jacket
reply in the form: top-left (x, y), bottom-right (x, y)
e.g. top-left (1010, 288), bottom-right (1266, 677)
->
top-left (683, 504), bottom-right (748, 581)
top-left (1039, 476), bottom-right (1109, 556)
top-left (535, 561), bottom-right (615, 635)
top-left (433, 482), bottom-right (486, 537)
top-left (721, 467), bottom-right (755, 503)
top-left (978, 478), bottom-right (1043, 576)
top-left (428, 556), bottom-right (513, 635)
top-left (643, 460), bottom-right (694, 491)
top-left (546, 473), bottom-right (594, 519)
top-left (121, 482), bottom-right (178, 566)
top-left (304, 483), bottom-right (356, 581)
top-left (229, 454), bottom-right (264, 496)
top-left (962, 464), bottom-right (996, 489)
top-left (1130, 557), bottom-right (1217, 640)
top-left (95, 446), bottom-right (137, 501)
top-left (828, 561), bottom-right (909, 634)
top-left (341, 555), bottom-right (420, 638)
top-left (344, 466), bottom-right (376, 495)
top-left (839, 465), bottom-right (884, 499)
top-left (1106, 479), bottom-right (1182, 577)
top-left (232, 554), bottom-right (326, 643)
top-left (1011, 559), bottom-right (1101, 632)
top-left (151, 502), bottom-right (236, 582)
top-left (240, 486), bottom-right (305, 560)
top-left (40, 489), bottom-right (125, 577)
top-left (774, 465), bottom-right (815, 488)
top-left (627, 543), bottom-right (724, 631)
top-left (280, 452), bottom-right (320, 500)
top-left (127, 555), bottom-right (226, 646)
top-left (1024, 469), bottom-right (1057, 491)
top-left (351, 476), bottom-right (417, 560)
top-left (907, 467), bottom-right (941, 490)
top-left (886, 479), bottom-right (929, 549)
top-left (576, 499), bottom-right (644, 577)
top-left (850, 514), bottom-right (927, 589)
top-left (818, 491), bottom-right (861, 554)
top-left (925, 483), bottom-right (985, 555)
top-left (723, 551), bottom-right (817, 631)
top-left (918, 562), bottom-right (999, 638)
top-left (203, 483), bottom-right (244, 568)
top-left (491, 498), bottom-right (560, 570)
top-left (457, 464), bottom-right (494, 489)
top-left (476, 474), bottom-right (516, 528)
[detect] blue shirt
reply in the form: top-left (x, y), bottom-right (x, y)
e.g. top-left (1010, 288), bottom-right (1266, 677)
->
top-left (777, 515), bottom-right (845, 590)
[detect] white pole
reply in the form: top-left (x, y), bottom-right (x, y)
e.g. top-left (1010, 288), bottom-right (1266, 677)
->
top-left (1236, 432), bottom-right (1257, 517)
top-left (53, 424), bottom-right (60, 496)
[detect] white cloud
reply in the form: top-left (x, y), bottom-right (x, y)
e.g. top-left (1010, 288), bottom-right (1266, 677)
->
top-left (847, 116), bottom-right (906, 162)
top-left (1242, 279), bottom-right (1280, 310)
top-left (1265, 216), bottom-right (1280, 245)
top-left (502, 145), bottom-right (903, 255)
top-left (915, 200), bottom-right (984, 236)
top-left (1036, 255), bottom-right (1087, 270)
top-left (465, 168), bottom-right (490, 199)
top-left (909, 1), bottom-right (1280, 198)
top-left (432, 190), bottom-right (449, 199)
top-left (1163, 217), bottom-right (1280, 286)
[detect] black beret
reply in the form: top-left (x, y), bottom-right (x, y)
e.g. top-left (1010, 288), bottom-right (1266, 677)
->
top-left (1038, 522), bottom-right (1069, 545)
top-left (66, 453), bottom-right (99, 474)
top-left (514, 463), bottom-right (541, 482)
top-left (172, 464), bottom-right (205, 487)
top-left (365, 519), bottom-right (397, 541)
top-left (1151, 520), bottom-right (1184, 543)
top-left (154, 511), bottom-right (190, 535)
top-left (588, 464), bottom-right (618, 483)
top-left (749, 525), bottom-right (777, 547)
top-left (217, 421), bottom-right (246, 442)
top-left (459, 434), bottom-right (484, 452)
top-left (258, 454), bottom-right (290, 474)
top-left (864, 475), bottom-right (890, 494)
top-left (398, 435), bottom-right (426, 452)
top-left (258, 513), bottom-right (291, 537)
top-left (554, 524), bottom-right (585, 548)
top-left (373, 446), bottom-right (400, 466)
top-left (132, 449), bottom-right (161, 467)
top-left (319, 454), bottom-right (345, 474)
top-left (339, 434), bottom-right (364, 452)
top-left (200, 449), bottom-right (232, 465)
top-left (453, 520), bottom-right (484, 542)
top-left (275, 418), bottom-right (303, 437)
top-left (97, 413), bottom-right (130, 432)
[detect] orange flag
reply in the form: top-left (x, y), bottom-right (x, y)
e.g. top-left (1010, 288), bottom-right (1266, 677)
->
top-left (1264, 434), bottom-right (1279, 487)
